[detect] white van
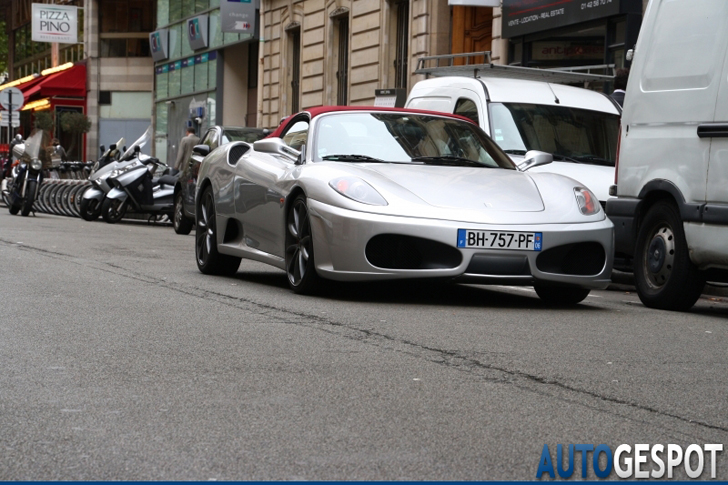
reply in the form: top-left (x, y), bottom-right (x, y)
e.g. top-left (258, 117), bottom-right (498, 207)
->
top-left (606, 0), bottom-right (728, 311)
top-left (405, 57), bottom-right (621, 204)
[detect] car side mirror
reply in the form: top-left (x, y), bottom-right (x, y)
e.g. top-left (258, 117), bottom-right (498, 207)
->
top-left (192, 144), bottom-right (210, 157)
top-left (253, 137), bottom-right (301, 162)
top-left (517, 150), bottom-right (553, 171)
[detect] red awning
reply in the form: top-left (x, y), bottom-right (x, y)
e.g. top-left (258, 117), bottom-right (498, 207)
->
top-left (19, 64), bottom-right (86, 101)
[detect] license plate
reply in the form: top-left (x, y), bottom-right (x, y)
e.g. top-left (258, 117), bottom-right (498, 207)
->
top-left (457, 229), bottom-right (542, 251)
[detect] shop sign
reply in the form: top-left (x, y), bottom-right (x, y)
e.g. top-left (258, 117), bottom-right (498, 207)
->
top-left (187, 15), bottom-right (209, 50)
top-left (31, 3), bottom-right (79, 44)
top-left (220, 0), bottom-right (256, 35)
top-left (150, 29), bottom-right (170, 62)
top-left (503, 0), bottom-right (621, 39)
top-left (532, 41), bottom-right (605, 61)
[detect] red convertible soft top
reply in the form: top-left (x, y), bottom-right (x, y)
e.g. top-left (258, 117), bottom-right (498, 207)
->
top-left (267, 106), bottom-right (477, 139)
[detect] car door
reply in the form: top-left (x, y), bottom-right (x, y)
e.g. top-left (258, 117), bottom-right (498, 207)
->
top-left (235, 115), bottom-right (309, 257)
top-left (183, 128), bottom-right (219, 215)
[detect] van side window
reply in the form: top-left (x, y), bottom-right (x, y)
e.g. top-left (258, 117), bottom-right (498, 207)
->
top-left (454, 98), bottom-right (479, 125)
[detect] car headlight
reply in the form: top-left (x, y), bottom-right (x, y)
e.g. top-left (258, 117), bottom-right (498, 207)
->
top-left (329, 176), bottom-right (388, 206)
top-left (30, 159), bottom-right (42, 171)
top-left (574, 187), bottom-right (600, 215)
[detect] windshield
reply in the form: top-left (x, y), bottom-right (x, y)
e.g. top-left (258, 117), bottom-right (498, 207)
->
top-left (120, 125), bottom-right (152, 161)
top-left (489, 103), bottom-right (619, 166)
top-left (312, 113), bottom-right (515, 169)
top-left (223, 129), bottom-right (268, 144)
top-left (24, 130), bottom-right (45, 160)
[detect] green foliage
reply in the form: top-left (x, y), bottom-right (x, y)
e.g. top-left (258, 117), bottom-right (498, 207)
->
top-left (33, 111), bottom-right (54, 132)
top-left (59, 111), bottom-right (91, 135)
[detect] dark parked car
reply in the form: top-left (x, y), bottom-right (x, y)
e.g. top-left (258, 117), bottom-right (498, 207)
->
top-left (173, 126), bottom-right (269, 234)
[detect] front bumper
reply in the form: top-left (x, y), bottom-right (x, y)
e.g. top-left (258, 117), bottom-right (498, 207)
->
top-left (308, 199), bottom-right (614, 289)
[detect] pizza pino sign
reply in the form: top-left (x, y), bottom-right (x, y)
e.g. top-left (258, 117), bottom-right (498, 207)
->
top-left (32, 3), bottom-right (79, 44)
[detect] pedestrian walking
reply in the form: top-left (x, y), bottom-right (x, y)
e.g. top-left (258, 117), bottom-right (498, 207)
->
top-left (175, 126), bottom-right (200, 173)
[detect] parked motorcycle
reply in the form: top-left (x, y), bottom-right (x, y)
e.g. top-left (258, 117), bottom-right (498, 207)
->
top-left (1, 135), bottom-right (24, 206)
top-left (5, 131), bottom-right (44, 216)
top-left (100, 128), bottom-right (177, 224)
top-left (79, 137), bottom-right (126, 221)
top-left (101, 151), bottom-right (177, 224)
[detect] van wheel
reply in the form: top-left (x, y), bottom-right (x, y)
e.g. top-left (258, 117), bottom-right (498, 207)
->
top-left (634, 200), bottom-right (705, 311)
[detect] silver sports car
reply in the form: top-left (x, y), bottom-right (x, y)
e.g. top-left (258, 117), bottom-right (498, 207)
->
top-left (195, 106), bottom-right (613, 305)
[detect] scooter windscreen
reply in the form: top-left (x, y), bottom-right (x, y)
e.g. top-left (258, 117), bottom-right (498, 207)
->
top-left (105, 137), bottom-right (125, 159)
top-left (120, 125), bottom-right (152, 161)
top-left (23, 130), bottom-right (45, 160)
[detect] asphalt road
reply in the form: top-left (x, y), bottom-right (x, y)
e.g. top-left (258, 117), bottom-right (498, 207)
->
top-left (1, 211), bottom-right (727, 480)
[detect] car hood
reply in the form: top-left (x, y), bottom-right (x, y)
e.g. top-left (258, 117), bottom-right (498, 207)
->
top-left (366, 164), bottom-right (544, 212)
top-left (509, 155), bottom-right (614, 203)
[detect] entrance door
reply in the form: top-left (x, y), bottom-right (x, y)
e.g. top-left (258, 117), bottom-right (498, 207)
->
top-left (452, 6), bottom-right (492, 62)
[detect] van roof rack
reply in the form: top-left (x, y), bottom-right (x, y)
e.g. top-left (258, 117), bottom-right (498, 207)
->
top-left (415, 52), bottom-right (615, 85)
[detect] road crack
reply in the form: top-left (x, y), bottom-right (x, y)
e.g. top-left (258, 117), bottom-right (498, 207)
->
top-left (4, 237), bottom-right (727, 436)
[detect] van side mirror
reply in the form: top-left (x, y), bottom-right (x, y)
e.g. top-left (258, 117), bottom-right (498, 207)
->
top-left (517, 150), bottom-right (553, 171)
top-left (192, 144), bottom-right (210, 157)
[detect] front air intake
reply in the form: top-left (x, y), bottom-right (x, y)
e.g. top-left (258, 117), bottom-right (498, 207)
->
top-left (365, 234), bottom-right (462, 270)
top-left (228, 143), bottom-right (250, 166)
top-left (536, 242), bottom-right (606, 276)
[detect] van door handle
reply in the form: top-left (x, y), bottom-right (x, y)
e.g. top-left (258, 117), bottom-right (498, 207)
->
top-left (697, 123), bottom-right (728, 138)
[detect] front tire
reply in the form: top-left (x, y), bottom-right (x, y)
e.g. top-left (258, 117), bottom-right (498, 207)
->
top-left (285, 194), bottom-right (322, 294)
top-left (80, 192), bottom-right (103, 221)
top-left (534, 285), bottom-right (590, 306)
top-left (195, 187), bottom-right (241, 276)
top-left (101, 197), bottom-right (127, 224)
top-left (20, 180), bottom-right (36, 216)
top-left (634, 200), bottom-right (705, 311)
top-left (173, 191), bottom-right (193, 235)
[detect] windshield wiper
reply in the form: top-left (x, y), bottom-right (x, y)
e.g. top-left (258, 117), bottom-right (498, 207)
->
top-left (570, 155), bottom-right (615, 167)
top-left (552, 153), bottom-right (583, 164)
top-left (321, 154), bottom-right (385, 163)
top-left (411, 156), bottom-right (488, 168)
top-left (502, 149), bottom-right (527, 155)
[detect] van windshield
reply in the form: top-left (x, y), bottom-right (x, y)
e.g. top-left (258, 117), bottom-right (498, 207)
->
top-left (489, 103), bottom-right (619, 166)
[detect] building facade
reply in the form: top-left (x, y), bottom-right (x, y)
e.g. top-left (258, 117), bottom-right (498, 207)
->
top-left (1, 0), bottom-right (652, 164)
top-left (151, 0), bottom-right (260, 167)
top-left (502, 0), bottom-right (644, 72)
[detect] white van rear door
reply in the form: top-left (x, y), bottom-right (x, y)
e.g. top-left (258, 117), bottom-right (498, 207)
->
top-left (621, 0), bottom-right (728, 204)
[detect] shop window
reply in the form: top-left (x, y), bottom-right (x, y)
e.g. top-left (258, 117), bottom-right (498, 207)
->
top-left (195, 62), bottom-right (209, 93)
top-left (157, 0), bottom-right (169, 28)
top-left (99, 0), bottom-right (154, 58)
top-left (181, 64), bottom-right (195, 94)
top-left (196, 0), bottom-right (209, 13)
